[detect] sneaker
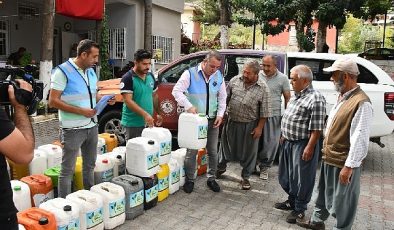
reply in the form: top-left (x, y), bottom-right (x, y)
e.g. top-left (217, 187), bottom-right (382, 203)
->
top-left (183, 180), bottom-right (194, 193)
top-left (216, 168), bottom-right (226, 178)
top-left (274, 200), bottom-right (294, 210)
top-left (241, 179), bottom-right (251, 190)
top-left (296, 218), bottom-right (325, 230)
top-left (207, 179), bottom-right (220, 192)
top-left (260, 167), bottom-right (268, 180)
top-left (286, 210), bottom-right (305, 224)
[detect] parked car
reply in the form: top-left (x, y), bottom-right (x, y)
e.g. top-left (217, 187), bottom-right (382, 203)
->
top-left (98, 50), bottom-right (394, 148)
top-left (358, 48), bottom-right (394, 60)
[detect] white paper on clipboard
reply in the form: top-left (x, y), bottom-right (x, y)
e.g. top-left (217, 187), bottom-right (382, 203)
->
top-left (95, 94), bottom-right (115, 116)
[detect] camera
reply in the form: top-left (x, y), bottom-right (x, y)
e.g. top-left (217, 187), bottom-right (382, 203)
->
top-left (0, 65), bottom-right (43, 115)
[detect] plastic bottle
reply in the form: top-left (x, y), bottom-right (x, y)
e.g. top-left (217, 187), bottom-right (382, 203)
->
top-left (11, 180), bottom-right (32, 212)
top-left (178, 113), bottom-right (208, 149)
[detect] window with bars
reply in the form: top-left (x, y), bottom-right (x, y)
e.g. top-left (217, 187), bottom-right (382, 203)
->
top-left (0, 21), bottom-right (8, 57)
top-left (18, 2), bottom-right (40, 19)
top-left (88, 28), bottom-right (126, 60)
top-left (152, 35), bottom-right (174, 64)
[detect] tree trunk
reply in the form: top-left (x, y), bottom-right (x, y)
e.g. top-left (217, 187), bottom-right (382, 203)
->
top-left (316, 21), bottom-right (327, 53)
top-left (40, 0), bottom-right (55, 103)
top-left (219, 0), bottom-right (230, 49)
top-left (295, 22), bottom-right (304, 52)
top-left (144, 0), bottom-right (153, 53)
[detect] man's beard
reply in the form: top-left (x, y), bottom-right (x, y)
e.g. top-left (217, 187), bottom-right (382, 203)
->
top-left (334, 75), bottom-right (345, 93)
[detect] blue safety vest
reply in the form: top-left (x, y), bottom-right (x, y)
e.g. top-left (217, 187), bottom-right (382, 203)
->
top-left (57, 61), bottom-right (97, 128)
top-left (187, 66), bottom-right (223, 118)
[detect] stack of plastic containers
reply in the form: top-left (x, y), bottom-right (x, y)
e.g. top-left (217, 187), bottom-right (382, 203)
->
top-left (66, 190), bottom-right (104, 230)
top-left (10, 180), bottom-right (32, 211)
top-left (29, 149), bottom-right (47, 175)
top-left (98, 133), bottom-right (118, 152)
top-left (177, 113), bottom-right (208, 149)
top-left (111, 175), bottom-right (144, 220)
top-left (20, 174), bottom-right (54, 207)
top-left (39, 198), bottom-right (80, 230)
top-left (90, 182), bottom-right (125, 229)
top-left (38, 144), bottom-right (62, 168)
top-left (168, 158), bottom-right (180, 194)
top-left (171, 148), bottom-right (187, 186)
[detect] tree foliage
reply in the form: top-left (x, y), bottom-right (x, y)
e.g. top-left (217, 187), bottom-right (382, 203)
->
top-left (99, 12), bottom-right (112, 80)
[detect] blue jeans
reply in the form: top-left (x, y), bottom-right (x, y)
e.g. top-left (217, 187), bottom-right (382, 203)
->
top-left (58, 126), bottom-right (98, 198)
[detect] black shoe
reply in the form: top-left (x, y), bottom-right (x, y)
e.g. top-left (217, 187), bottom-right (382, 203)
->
top-left (274, 200), bottom-right (295, 210)
top-left (207, 179), bottom-right (220, 192)
top-left (183, 180), bottom-right (194, 193)
top-left (241, 179), bottom-right (251, 190)
top-left (216, 168), bottom-right (226, 178)
top-left (286, 210), bottom-right (305, 224)
top-left (296, 218), bottom-right (325, 230)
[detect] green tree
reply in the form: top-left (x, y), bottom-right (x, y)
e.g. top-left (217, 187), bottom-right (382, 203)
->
top-left (99, 12), bottom-right (112, 80)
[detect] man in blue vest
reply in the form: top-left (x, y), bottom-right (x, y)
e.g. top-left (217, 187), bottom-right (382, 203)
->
top-left (49, 39), bottom-right (114, 198)
top-left (172, 50), bottom-right (227, 193)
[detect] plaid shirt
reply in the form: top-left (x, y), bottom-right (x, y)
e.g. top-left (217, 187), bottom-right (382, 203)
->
top-left (281, 84), bottom-right (326, 141)
top-left (227, 75), bottom-right (272, 122)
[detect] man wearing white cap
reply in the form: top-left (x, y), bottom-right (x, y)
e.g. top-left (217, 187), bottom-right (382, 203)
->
top-left (297, 57), bottom-right (374, 230)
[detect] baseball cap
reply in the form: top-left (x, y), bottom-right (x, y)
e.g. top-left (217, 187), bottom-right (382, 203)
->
top-left (323, 57), bottom-right (360, 76)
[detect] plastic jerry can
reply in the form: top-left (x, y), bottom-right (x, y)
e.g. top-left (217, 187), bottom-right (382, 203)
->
top-left (177, 113), bottom-right (208, 150)
top-left (94, 155), bottom-right (114, 184)
top-left (20, 175), bottom-right (54, 207)
top-left (126, 137), bottom-right (160, 177)
top-left (90, 182), bottom-right (126, 229)
top-left (44, 166), bottom-right (61, 198)
top-left (97, 137), bottom-right (106, 155)
top-left (17, 207), bottom-right (57, 230)
top-left (137, 175), bottom-right (158, 210)
top-left (7, 158), bottom-right (29, 180)
top-left (66, 190), bottom-right (104, 230)
top-left (157, 164), bottom-right (169, 202)
top-left (18, 224), bottom-right (26, 230)
top-left (98, 133), bottom-right (118, 152)
top-left (171, 148), bottom-right (187, 186)
top-left (74, 156), bottom-right (84, 191)
top-left (29, 149), bottom-right (48, 175)
top-left (106, 151), bottom-right (125, 177)
top-left (39, 198), bottom-right (80, 230)
top-left (11, 180), bottom-right (32, 212)
top-left (197, 148), bottom-right (208, 176)
top-left (141, 127), bottom-right (172, 165)
top-left (168, 158), bottom-right (180, 194)
top-left (111, 175), bottom-right (144, 220)
top-left (37, 144), bottom-right (62, 168)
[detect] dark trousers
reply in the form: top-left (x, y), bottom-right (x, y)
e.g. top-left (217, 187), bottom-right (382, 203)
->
top-left (278, 139), bottom-right (320, 212)
top-left (0, 213), bottom-right (18, 230)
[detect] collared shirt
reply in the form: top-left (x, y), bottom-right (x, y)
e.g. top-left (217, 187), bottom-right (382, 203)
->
top-left (172, 63), bottom-right (227, 117)
top-left (281, 84), bottom-right (326, 141)
top-left (227, 75), bottom-right (272, 122)
top-left (259, 69), bottom-right (290, 116)
top-left (325, 86), bottom-right (373, 168)
top-left (51, 58), bottom-right (90, 91)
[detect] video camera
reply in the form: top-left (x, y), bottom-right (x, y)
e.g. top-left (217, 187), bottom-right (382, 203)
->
top-left (0, 64), bottom-right (43, 115)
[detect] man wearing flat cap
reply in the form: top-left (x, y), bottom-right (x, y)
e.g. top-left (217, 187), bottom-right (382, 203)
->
top-left (297, 57), bottom-right (374, 230)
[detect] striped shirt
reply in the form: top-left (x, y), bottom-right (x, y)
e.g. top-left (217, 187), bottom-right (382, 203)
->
top-left (325, 86), bottom-right (373, 168)
top-left (281, 84), bottom-right (326, 141)
top-left (227, 75), bottom-right (272, 122)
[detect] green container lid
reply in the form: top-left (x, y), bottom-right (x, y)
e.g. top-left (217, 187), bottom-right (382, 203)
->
top-left (44, 166), bottom-right (61, 188)
top-left (13, 185), bottom-right (21, 191)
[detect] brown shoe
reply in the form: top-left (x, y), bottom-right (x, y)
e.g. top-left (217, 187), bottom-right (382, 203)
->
top-left (296, 218), bottom-right (325, 230)
top-left (241, 179), bottom-right (251, 190)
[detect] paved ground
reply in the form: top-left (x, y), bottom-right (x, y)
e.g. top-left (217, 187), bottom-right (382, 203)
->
top-left (32, 119), bottom-right (394, 229)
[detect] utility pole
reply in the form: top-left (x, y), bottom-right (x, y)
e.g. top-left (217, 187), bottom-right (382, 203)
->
top-left (40, 0), bottom-right (55, 103)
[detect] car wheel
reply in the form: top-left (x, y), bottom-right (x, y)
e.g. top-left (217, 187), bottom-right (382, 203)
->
top-left (98, 110), bottom-right (126, 146)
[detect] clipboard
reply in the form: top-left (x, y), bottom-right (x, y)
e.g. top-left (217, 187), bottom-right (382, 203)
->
top-left (95, 94), bottom-right (115, 116)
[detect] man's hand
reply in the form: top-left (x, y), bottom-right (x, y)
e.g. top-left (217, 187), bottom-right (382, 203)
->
top-left (144, 113), bottom-right (154, 127)
top-left (155, 114), bottom-right (163, 126)
top-left (8, 80), bottom-right (32, 108)
top-left (81, 108), bottom-right (96, 118)
top-left (107, 96), bottom-right (116, 106)
top-left (302, 144), bottom-right (314, 161)
top-left (213, 116), bottom-right (223, 128)
top-left (251, 127), bottom-right (263, 139)
top-left (187, 106), bottom-right (197, 114)
top-left (339, 166), bottom-right (353, 185)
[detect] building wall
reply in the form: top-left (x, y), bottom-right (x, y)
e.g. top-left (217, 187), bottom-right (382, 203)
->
top-left (181, 6), bottom-right (201, 43)
top-left (153, 0), bottom-right (184, 13)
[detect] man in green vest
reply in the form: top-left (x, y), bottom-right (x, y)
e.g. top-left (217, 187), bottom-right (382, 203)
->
top-left (120, 49), bottom-right (162, 140)
top-left (49, 39), bottom-right (115, 198)
top-left (297, 58), bottom-right (373, 230)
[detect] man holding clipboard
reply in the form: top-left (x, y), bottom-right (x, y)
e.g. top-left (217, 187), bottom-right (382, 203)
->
top-left (49, 39), bottom-right (115, 198)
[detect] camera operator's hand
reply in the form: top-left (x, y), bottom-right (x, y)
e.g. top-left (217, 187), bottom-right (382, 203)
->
top-left (8, 79), bottom-right (32, 108)
top-left (81, 108), bottom-right (96, 118)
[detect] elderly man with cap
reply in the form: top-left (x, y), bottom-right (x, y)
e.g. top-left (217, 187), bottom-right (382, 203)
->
top-left (297, 58), bottom-right (373, 230)
top-left (275, 65), bottom-right (326, 224)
